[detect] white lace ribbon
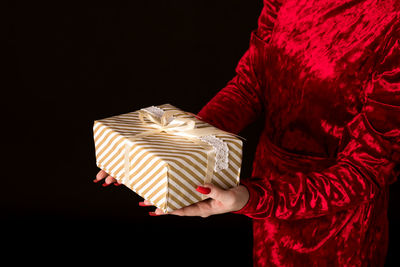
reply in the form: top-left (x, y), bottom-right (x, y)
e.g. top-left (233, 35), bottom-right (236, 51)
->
top-left (199, 135), bottom-right (229, 173)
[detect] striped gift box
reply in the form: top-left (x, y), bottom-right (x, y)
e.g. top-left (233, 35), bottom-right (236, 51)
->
top-left (93, 104), bottom-right (242, 213)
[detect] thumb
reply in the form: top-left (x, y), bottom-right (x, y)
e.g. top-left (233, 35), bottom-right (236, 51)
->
top-left (197, 183), bottom-right (228, 202)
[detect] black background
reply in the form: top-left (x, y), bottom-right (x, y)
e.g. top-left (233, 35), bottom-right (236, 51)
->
top-left (6, 2), bottom-right (399, 266)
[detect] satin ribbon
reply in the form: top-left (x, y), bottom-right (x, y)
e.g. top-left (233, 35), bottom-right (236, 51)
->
top-left (122, 108), bottom-right (240, 201)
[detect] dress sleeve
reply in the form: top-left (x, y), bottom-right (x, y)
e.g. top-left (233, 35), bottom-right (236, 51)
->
top-left (196, 0), bottom-right (284, 134)
top-left (233, 24), bottom-right (400, 220)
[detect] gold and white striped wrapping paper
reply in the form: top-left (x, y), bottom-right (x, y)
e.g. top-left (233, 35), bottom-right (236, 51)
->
top-left (93, 104), bottom-right (242, 213)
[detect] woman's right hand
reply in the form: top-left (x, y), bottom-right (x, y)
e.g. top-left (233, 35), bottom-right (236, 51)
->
top-left (93, 169), bottom-right (122, 187)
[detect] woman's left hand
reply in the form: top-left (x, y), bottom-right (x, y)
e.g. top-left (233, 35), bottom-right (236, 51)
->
top-left (141, 183), bottom-right (249, 218)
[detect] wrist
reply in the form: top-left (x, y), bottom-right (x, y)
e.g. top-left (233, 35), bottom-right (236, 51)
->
top-left (231, 185), bottom-right (250, 212)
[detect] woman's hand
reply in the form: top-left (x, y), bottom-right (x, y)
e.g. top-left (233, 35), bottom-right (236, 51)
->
top-left (143, 183), bottom-right (249, 218)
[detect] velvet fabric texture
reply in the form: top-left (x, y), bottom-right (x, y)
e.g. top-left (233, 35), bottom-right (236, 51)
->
top-left (197, 0), bottom-right (400, 266)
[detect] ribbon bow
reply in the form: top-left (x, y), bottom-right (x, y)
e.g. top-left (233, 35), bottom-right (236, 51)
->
top-left (132, 109), bottom-right (198, 138)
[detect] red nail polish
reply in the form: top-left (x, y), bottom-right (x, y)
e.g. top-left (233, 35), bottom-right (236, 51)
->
top-left (139, 202), bottom-right (149, 206)
top-left (93, 179), bottom-right (100, 183)
top-left (114, 182), bottom-right (122, 186)
top-left (196, 186), bottom-right (211, 194)
top-left (149, 212), bottom-right (159, 216)
top-left (102, 182), bottom-right (111, 187)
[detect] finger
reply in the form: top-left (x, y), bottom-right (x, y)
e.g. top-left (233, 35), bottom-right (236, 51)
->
top-left (102, 175), bottom-right (117, 187)
top-left (149, 208), bottom-right (166, 216)
top-left (105, 176), bottom-right (117, 184)
top-left (139, 199), bottom-right (153, 207)
top-left (94, 169), bottom-right (108, 182)
top-left (197, 183), bottom-right (232, 203)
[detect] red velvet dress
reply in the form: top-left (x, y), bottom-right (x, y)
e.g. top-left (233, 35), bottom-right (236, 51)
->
top-left (197, 0), bottom-right (400, 266)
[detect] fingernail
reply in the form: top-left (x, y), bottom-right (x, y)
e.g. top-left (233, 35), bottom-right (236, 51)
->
top-left (113, 182), bottom-right (122, 186)
top-left (139, 202), bottom-right (149, 206)
top-left (93, 179), bottom-right (100, 183)
top-left (102, 182), bottom-right (111, 187)
top-left (149, 212), bottom-right (160, 216)
top-left (196, 186), bottom-right (211, 194)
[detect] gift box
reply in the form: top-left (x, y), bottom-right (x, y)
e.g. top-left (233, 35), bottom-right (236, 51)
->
top-left (93, 104), bottom-right (243, 213)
